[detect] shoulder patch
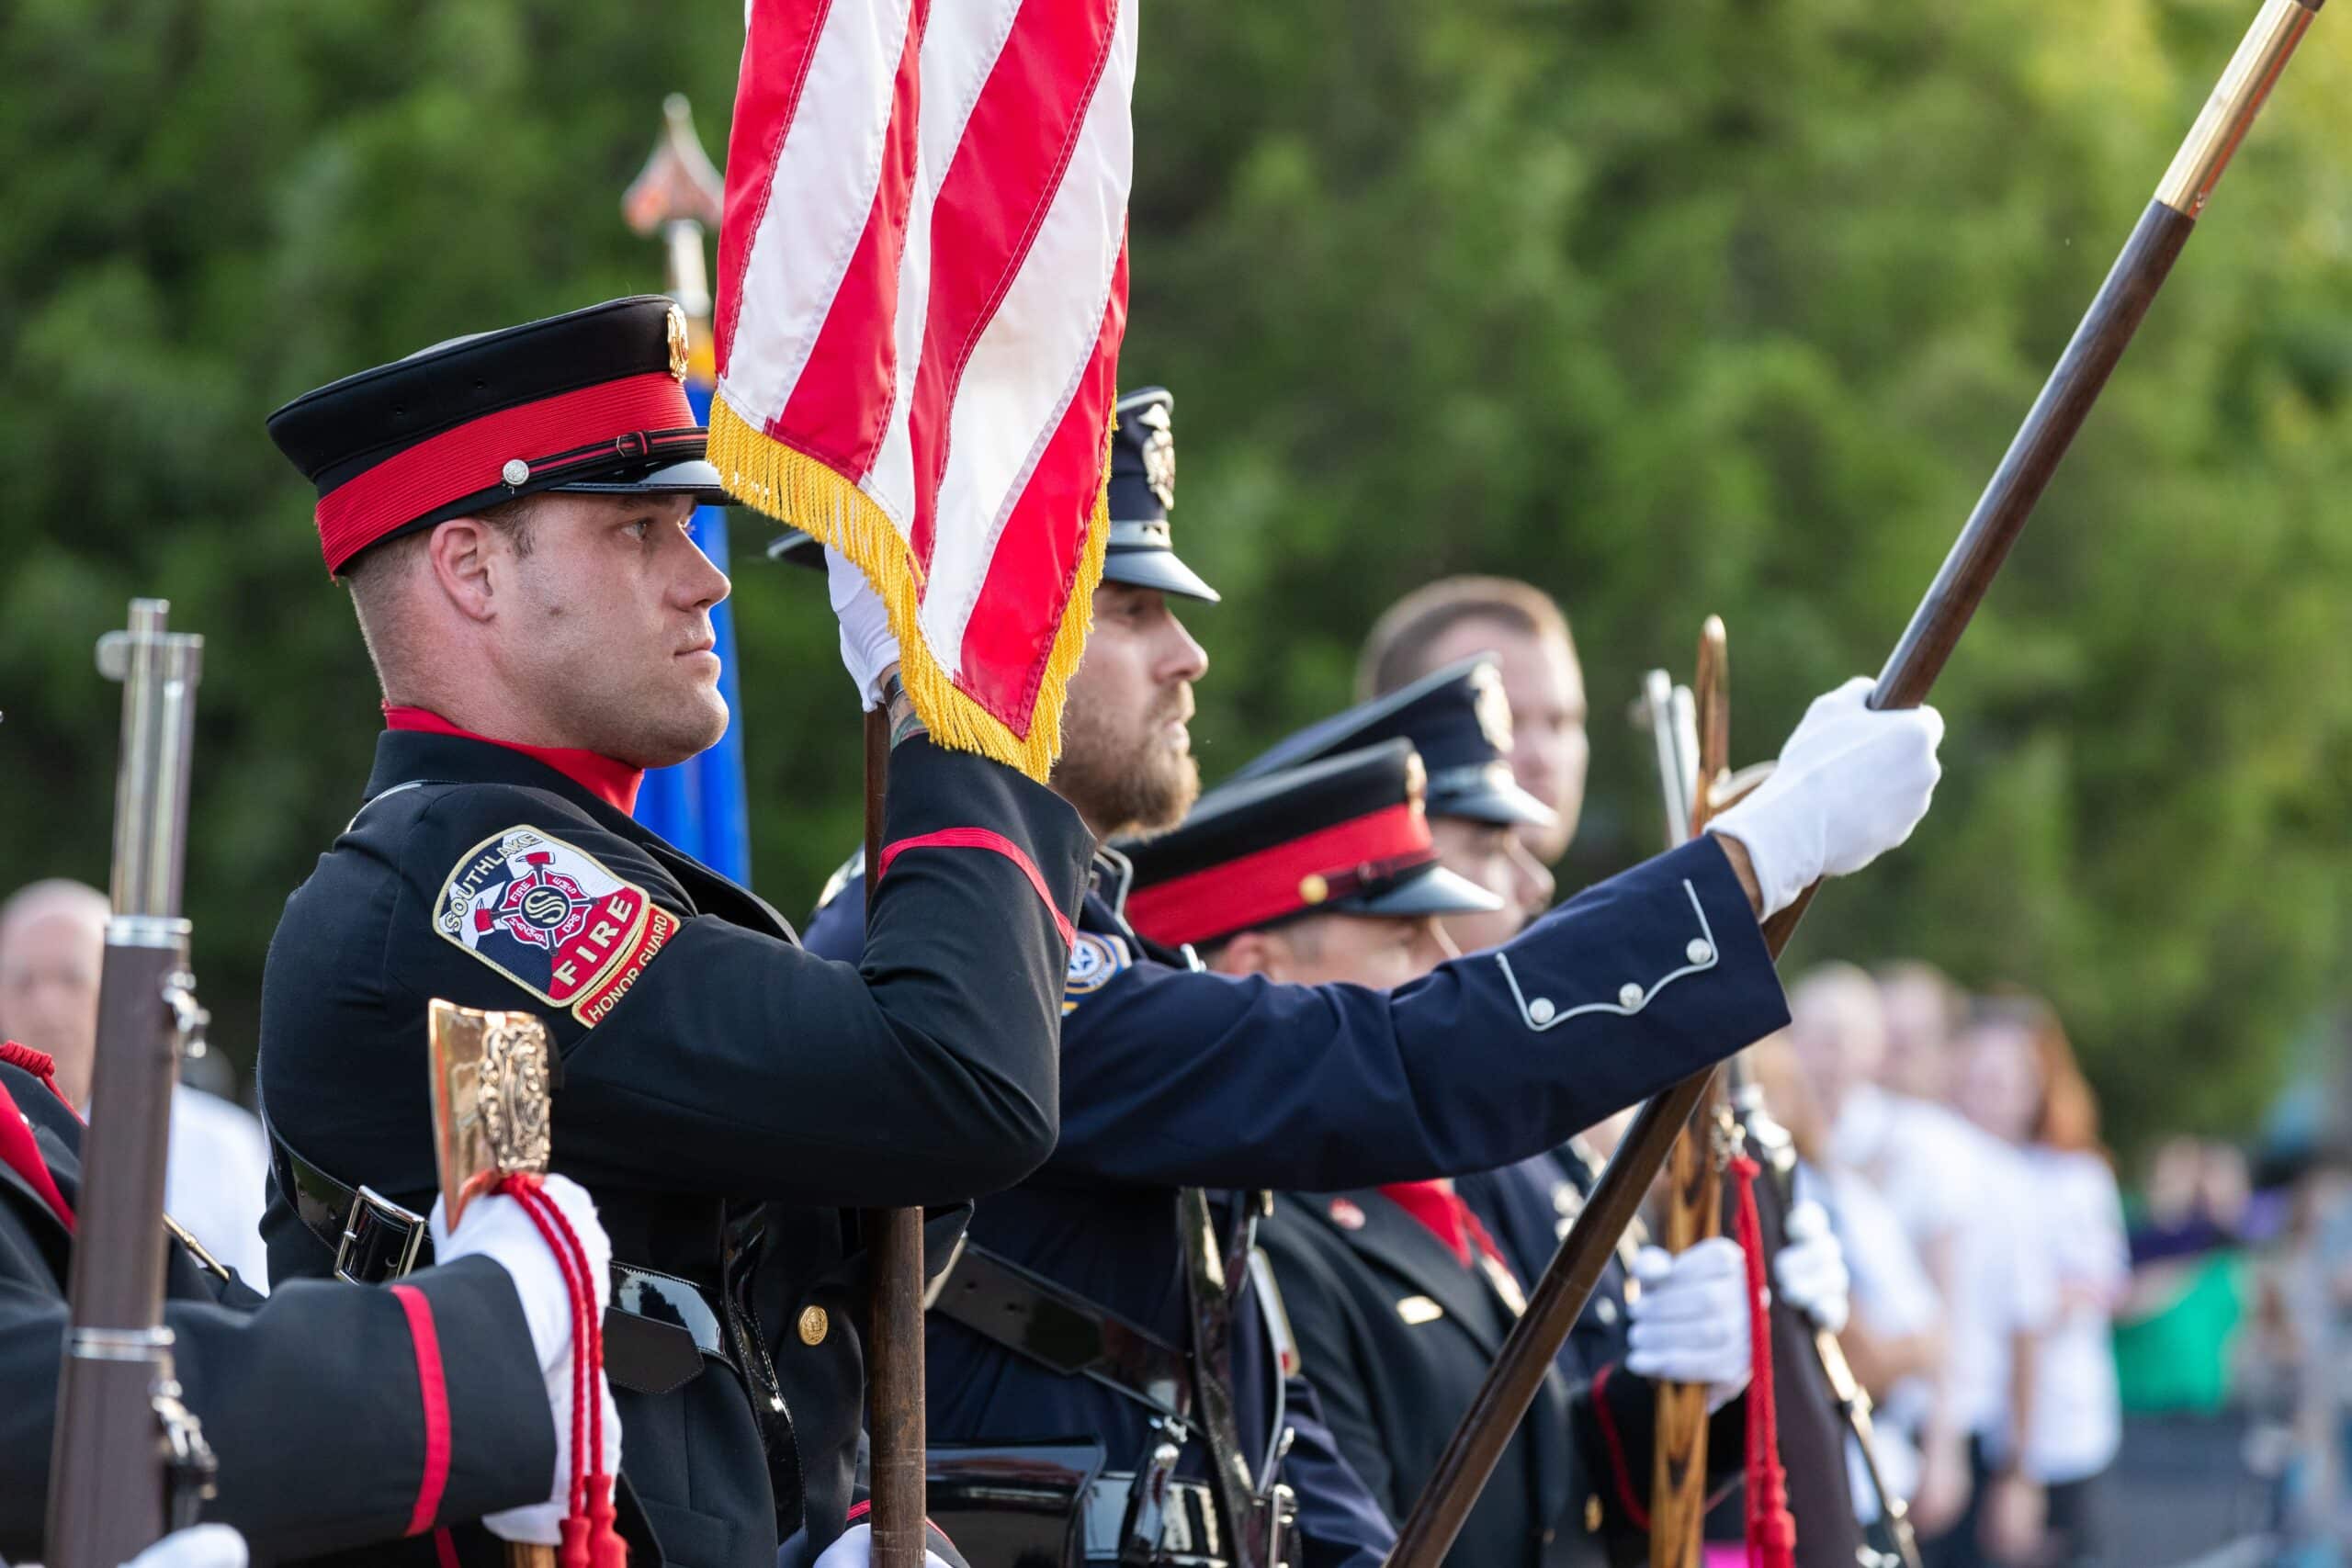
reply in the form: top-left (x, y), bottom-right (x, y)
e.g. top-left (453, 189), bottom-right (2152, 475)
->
top-left (1062, 931), bottom-right (1134, 1013)
top-left (436, 827), bottom-right (679, 1025)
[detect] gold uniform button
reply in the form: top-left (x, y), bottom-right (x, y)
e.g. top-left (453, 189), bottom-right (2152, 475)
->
top-left (1584, 1495), bottom-right (1602, 1532)
top-left (797, 1304), bottom-right (830, 1347)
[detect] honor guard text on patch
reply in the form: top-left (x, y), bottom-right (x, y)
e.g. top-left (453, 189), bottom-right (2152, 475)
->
top-left (1062, 931), bottom-right (1133, 1014)
top-left (437, 827), bottom-right (679, 1025)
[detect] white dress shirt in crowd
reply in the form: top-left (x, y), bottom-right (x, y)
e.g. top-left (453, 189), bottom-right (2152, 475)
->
top-left (164, 1083), bottom-right (273, 1290)
top-left (1836, 1085), bottom-right (2058, 1458)
top-left (2020, 1145), bottom-right (2128, 1483)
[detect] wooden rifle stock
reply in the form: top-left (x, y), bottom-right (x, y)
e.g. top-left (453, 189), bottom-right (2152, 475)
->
top-left (1386, 6), bottom-right (2322, 1561)
top-left (47, 601), bottom-right (211, 1567)
top-left (862, 707), bottom-right (930, 1568)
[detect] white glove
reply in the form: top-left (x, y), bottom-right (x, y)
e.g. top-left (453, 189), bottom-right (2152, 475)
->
top-left (1773, 1200), bottom-right (1851, 1335)
top-left (1626, 1237), bottom-right (1753, 1413)
top-left (122, 1526), bottom-right (247, 1568)
top-left (1705, 676), bottom-right (1943, 919)
top-left (811, 1522), bottom-right (955, 1568)
top-left (826, 545), bottom-right (902, 710)
top-left (431, 1174), bottom-right (620, 1545)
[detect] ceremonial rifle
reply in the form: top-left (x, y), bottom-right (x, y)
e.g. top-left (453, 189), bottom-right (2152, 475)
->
top-left (1386, 5), bottom-right (2326, 1561)
top-left (1639, 637), bottom-right (1921, 1568)
top-left (47, 600), bottom-right (217, 1568)
top-left (1641, 624), bottom-right (1734, 1568)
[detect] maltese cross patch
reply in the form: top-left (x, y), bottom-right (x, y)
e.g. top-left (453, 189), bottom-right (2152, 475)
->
top-left (436, 827), bottom-right (678, 1025)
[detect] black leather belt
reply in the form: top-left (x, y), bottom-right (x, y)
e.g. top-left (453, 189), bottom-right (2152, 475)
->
top-left (268, 1130), bottom-right (724, 1396)
top-left (930, 1242), bottom-right (1195, 1432)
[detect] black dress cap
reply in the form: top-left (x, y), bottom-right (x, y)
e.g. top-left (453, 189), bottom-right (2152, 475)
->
top-left (268, 296), bottom-right (728, 572)
top-left (1119, 739), bottom-right (1499, 949)
top-left (763, 385), bottom-right (1220, 603)
top-left (1102, 387), bottom-right (1217, 604)
top-left (1226, 656), bottom-right (1557, 829)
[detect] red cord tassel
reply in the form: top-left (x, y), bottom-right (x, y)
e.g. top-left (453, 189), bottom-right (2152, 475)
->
top-left (1732, 1154), bottom-right (1796, 1568)
top-left (499, 1174), bottom-right (627, 1568)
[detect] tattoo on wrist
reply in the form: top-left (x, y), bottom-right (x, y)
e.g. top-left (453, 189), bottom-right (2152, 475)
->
top-left (881, 673), bottom-right (927, 748)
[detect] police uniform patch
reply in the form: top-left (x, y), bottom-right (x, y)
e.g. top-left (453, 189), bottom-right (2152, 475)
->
top-left (1062, 931), bottom-right (1133, 1014)
top-left (436, 827), bottom-right (679, 1025)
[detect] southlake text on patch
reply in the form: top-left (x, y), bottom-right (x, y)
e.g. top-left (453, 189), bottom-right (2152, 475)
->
top-left (436, 827), bottom-right (680, 1024)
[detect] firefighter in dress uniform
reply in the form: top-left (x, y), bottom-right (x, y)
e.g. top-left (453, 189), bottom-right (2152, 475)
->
top-left (797, 387), bottom-right (1941, 1564)
top-left (1227, 660), bottom-right (1858, 1563)
top-left (255, 298), bottom-right (1092, 1568)
top-left (0, 1047), bottom-right (615, 1563)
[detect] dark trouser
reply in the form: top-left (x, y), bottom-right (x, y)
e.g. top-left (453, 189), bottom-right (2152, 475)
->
top-left (2040, 1470), bottom-right (2107, 1568)
top-left (1917, 1436), bottom-right (1994, 1568)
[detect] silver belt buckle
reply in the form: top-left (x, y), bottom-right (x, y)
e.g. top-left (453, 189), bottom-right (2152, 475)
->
top-left (334, 1184), bottom-right (427, 1283)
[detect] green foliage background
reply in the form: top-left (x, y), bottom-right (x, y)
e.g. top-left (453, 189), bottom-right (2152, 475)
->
top-left (5, 0), bottom-right (2348, 1157)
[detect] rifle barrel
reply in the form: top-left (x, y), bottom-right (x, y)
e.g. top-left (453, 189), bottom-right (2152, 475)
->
top-left (49, 601), bottom-right (208, 1568)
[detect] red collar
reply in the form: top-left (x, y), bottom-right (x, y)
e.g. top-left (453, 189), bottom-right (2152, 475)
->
top-left (383, 705), bottom-right (643, 815)
top-left (1379, 1180), bottom-right (1510, 1274)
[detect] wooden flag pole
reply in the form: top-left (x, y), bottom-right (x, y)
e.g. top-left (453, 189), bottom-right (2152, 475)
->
top-left (862, 707), bottom-right (929, 1568)
top-left (1387, 5), bottom-right (2324, 1560)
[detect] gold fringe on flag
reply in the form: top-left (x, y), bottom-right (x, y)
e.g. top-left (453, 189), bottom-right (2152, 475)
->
top-left (708, 395), bottom-right (1111, 784)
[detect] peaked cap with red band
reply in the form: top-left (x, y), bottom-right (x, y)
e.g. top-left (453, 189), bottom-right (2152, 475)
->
top-left (1118, 739), bottom-right (1501, 949)
top-left (1227, 655), bottom-right (1557, 830)
top-left (267, 296), bottom-right (730, 573)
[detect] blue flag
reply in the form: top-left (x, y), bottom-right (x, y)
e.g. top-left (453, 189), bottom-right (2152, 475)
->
top-left (636, 380), bottom-right (752, 883)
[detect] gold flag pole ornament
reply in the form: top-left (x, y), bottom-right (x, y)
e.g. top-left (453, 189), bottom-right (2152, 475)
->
top-left (428, 999), bottom-right (563, 1568)
top-left (1388, 5), bottom-right (2326, 1562)
top-left (427, 999), bottom-right (555, 1227)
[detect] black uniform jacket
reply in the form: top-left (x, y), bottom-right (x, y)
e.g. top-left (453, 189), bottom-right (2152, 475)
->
top-left (260, 728), bottom-right (1091, 1568)
top-left (0, 1062), bottom-right (553, 1565)
top-left (1259, 1189), bottom-right (1743, 1568)
top-left (802, 837), bottom-right (1787, 1560)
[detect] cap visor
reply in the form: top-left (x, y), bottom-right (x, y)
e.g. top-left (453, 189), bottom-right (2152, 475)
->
top-left (1348, 863), bottom-right (1504, 919)
top-left (765, 527), bottom-right (826, 571)
top-left (1104, 547), bottom-right (1221, 604)
top-left (1430, 779), bottom-right (1559, 830)
top-left (554, 457), bottom-right (731, 506)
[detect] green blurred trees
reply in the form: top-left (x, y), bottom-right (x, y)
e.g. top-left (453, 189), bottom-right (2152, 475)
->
top-left (3, 0), bottom-right (2347, 1156)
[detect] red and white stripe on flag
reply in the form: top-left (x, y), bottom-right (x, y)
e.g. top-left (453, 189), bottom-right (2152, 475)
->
top-left (710, 0), bottom-right (1136, 781)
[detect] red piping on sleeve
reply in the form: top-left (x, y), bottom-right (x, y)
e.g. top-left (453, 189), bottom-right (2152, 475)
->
top-left (0, 1078), bottom-right (74, 1234)
top-left (390, 1284), bottom-right (454, 1535)
top-left (876, 828), bottom-right (1075, 946)
top-left (433, 1529), bottom-right (462, 1568)
top-left (1589, 1360), bottom-right (1651, 1532)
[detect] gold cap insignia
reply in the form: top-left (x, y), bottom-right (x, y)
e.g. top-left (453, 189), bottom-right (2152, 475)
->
top-left (1298, 873), bottom-right (1329, 906)
top-left (1470, 661), bottom-right (1516, 753)
top-left (666, 304), bottom-right (691, 382)
top-left (1136, 401), bottom-right (1175, 512)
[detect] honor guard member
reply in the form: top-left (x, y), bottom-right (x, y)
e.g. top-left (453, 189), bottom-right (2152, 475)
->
top-left (257, 299), bottom-right (1090, 1568)
top-left (1272, 652), bottom-right (1865, 1564)
top-left (0, 1048), bottom-right (617, 1562)
top-left (800, 387), bottom-right (1940, 1563)
top-left (1117, 756), bottom-right (1714, 1568)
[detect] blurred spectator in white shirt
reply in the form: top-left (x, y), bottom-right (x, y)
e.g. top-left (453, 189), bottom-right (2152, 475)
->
top-left (1757, 1012), bottom-right (1942, 1523)
top-left (0, 878), bottom-right (271, 1286)
top-left (1824, 963), bottom-right (2056, 1567)
top-left (1953, 996), bottom-right (2123, 1567)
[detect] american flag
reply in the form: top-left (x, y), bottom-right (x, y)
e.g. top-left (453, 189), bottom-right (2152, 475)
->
top-left (710, 0), bottom-right (1137, 780)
